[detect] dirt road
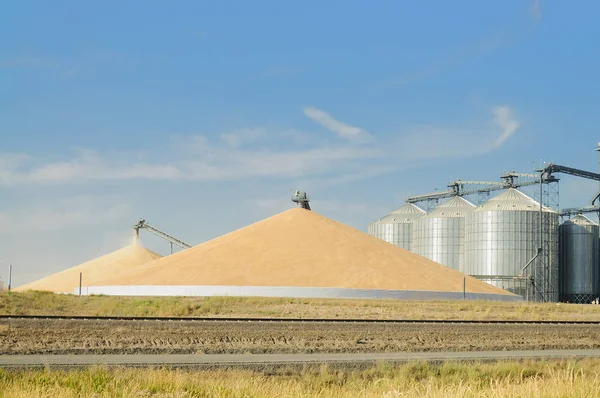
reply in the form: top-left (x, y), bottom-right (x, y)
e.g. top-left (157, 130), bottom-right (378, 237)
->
top-left (2, 319), bottom-right (599, 355)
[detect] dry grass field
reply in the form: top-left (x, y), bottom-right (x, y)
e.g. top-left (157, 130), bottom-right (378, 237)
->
top-left (1, 360), bottom-right (599, 397)
top-left (3, 292), bottom-right (600, 396)
top-left (2, 318), bottom-right (600, 355)
top-left (2, 291), bottom-right (600, 321)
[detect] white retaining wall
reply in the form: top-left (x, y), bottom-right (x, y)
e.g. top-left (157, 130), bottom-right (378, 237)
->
top-left (74, 285), bottom-right (521, 302)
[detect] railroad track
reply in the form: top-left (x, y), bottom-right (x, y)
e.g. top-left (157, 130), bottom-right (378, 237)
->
top-left (0, 315), bottom-right (598, 325)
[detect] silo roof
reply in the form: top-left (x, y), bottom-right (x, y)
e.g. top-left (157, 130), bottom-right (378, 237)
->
top-left (374, 203), bottom-right (425, 224)
top-left (423, 196), bottom-right (475, 218)
top-left (562, 214), bottom-right (599, 227)
top-left (474, 188), bottom-right (556, 213)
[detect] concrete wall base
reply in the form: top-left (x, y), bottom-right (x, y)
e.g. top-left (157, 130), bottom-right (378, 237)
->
top-left (74, 285), bottom-right (521, 302)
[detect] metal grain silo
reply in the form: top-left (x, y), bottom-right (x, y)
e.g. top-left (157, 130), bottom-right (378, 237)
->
top-left (413, 196), bottom-right (475, 272)
top-left (368, 204), bottom-right (426, 251)
top-left (464, 188), bottom-right (559, 300)
top-left (559, 214), bottom-right (599, 304)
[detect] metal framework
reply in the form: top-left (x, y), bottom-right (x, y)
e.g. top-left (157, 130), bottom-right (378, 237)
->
top-left (531, 169), bottom-right (560, 302)
top-left (404, 170), bottom-right (561, 302)
top-left (540, 164), bottom-right (600, 182)
top-left (540, 163), bottom-right (600, 220)
top-left (291, 190), bottom-right (311, 210)
top-left (133, 219), bottom-right (192, 254)
top-left (406, 172), bottom-right (557, 205)
top-left (527, 161), bottom-right (600, 302)
top-left (560, 205), bottom-right (600, 217)
top-left (394, 144), bottom-right (600, 303)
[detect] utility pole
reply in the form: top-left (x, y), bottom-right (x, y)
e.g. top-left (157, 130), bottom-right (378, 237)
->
top-left (8, 265), bottom-right (12, 292)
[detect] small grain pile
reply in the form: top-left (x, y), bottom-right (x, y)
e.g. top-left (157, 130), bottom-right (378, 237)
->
top-left (105, 208), bottom-right (511, 295)
top-left (16, 243), bottom-right (161, 293)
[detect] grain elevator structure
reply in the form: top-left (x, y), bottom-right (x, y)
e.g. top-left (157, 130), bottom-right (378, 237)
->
top-left (369, 143), bottom-right (600, 303)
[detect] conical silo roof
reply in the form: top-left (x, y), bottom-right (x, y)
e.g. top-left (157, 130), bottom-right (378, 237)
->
top-left (374, 203), bottom-right (425, 224)
top-left (423, 196), bottom-right (475, 218)
top-left (561, 213), bottom-right (599, 227)
top-left (474, 188), bottom-right (556, 213)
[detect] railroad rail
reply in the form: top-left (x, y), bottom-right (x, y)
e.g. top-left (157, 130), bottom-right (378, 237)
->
top-left (0, 315), bottom-right (598, 325)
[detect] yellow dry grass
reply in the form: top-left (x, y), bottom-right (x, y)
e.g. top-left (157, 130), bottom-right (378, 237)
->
top-left (1, 360), bottom-right (599, 397)
top-left (103, 208), bottom-right (511, 295)
top-left (2, 291), bottom-right (600, 321)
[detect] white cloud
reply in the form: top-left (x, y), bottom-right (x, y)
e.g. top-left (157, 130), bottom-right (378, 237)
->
top-left (396, 106), bottom-right (520, 160)
top-left (0, 105), bottom-right (518, 187)
top-left (0, 195), bottom-right (131, 234)
top-left (0, 153), bottom-right (29, 184)
top-left (0, 142), bottom-right (383, 185)
top-left (22, 149), bottom-right (183, 183)
top-left (183, 143), bottom-right (384, 180)
top-left (220, 128), bottom-right (266, 148)
top-left (492, 106), bottom-right (520, 148)
top-left (303, 107), bottom-right (372, 143)
top-left (0, 194), bottom-right (136, 287)
top-left (254, 197), bottom-right (370, 214)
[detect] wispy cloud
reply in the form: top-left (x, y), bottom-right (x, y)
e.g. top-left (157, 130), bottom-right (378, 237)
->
top-left (0, 153), bottom-right (29, 184)
top-left (492, 106), bottom-right (520, 148)
top-left (0, 195), bottom-right (131, 234)
top-left (254, 197), bottom-right (370, 214)
top-left (531, 0), bottom-right (542, 20)
top-left (395, 106), bottom-right (520, 160)
top-left (1, 142), bottom-right (383, 185)
top-left (22, 149), bottom-right (183, 183)
top-left (0, 105), bottom-right (518, 186)
top-left (220, 128), bottom-right (266, 148)
top-left (303, 107), bottom-right (373, 143)
top-left (0, 50), bottom-right (133, 77)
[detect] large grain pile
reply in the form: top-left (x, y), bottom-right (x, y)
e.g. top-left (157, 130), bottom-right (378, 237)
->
top-left (16, 243), bottom-right (162, 293)
top-left (103, 209), bottom-right (511, 295)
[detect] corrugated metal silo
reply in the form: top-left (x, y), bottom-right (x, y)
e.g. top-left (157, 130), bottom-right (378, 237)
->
top-left (559, 214), bottom-right (599, 303)
top-left (464, 188), bottom-right (559, 300)
top-left (368, 204), bottom-right (426, 251)
top-left (413, 196), bottom-right (475, 272)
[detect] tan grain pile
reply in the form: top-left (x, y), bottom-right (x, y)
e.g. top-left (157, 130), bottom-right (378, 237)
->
top-left (105, 208), bottom-right (511, 295)
top-left (16, 243), bottom-right (162, 293)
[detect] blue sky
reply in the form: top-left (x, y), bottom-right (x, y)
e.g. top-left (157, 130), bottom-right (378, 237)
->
top-left (2, 1), bottom-right (600, 286)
